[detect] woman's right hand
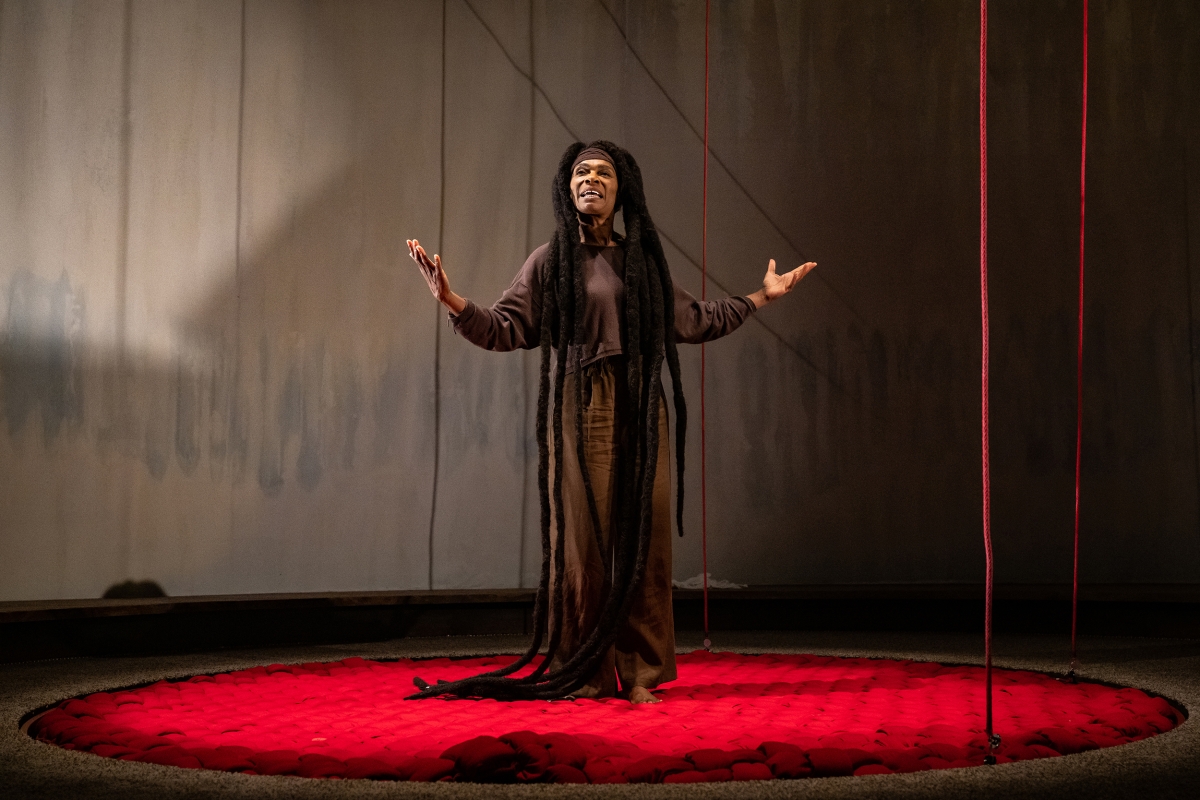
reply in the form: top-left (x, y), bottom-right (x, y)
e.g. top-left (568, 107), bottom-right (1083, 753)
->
top-left (407, 238), bottom-right (466, 314)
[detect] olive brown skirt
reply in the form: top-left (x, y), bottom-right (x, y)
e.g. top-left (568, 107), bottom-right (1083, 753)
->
top-left (547, 357), bottom-right (676, 697)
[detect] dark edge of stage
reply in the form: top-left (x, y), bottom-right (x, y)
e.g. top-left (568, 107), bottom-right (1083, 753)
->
top-left (2, 584), bottom-right (1198, 665)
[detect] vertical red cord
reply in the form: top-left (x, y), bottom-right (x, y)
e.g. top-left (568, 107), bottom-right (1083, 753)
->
top-left (1071, 0), bottom-right (1088, 679)
top-left (980, 0), bottom-right (996, 761)
top-left (700, 0), bottom-right (711, 650)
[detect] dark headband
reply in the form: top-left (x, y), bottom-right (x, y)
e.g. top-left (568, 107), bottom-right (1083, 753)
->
top-left (571, 146), bottom-right (615, 172)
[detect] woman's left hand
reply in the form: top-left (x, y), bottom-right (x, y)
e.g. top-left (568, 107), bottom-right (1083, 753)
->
top-left (749, 259), bottom-right (817, 309)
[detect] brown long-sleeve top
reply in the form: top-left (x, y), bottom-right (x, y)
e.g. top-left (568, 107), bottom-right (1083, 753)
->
top-left (449, 242), bottom-right (756, 368)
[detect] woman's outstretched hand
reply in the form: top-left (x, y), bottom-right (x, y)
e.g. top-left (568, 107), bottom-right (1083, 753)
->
top-left (408, 238), bottom-right (467, 315)
top-left (748, 259), bottom-right (817, 309)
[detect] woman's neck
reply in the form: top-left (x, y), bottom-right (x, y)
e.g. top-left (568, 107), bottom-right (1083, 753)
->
top-left (577, 213), bottom-right (615, 246)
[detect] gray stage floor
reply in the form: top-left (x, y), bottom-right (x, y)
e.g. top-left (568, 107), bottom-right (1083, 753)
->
top-left (2, 632), bottom-right (1197, 799)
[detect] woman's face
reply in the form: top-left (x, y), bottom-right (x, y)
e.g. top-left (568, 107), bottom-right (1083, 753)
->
top-left (571, 159), bottom-right (618, 220)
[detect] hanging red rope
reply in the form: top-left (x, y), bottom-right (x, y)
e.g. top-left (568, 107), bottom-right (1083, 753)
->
top-left (979, 0), bottom-right (998, 764)
top-left (700, 0), bottom-right (712, 651)
top-left (1070, 0), bottom-right (1089, 682)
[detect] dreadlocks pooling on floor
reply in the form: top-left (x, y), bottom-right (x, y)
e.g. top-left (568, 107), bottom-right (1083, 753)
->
top-left (404, 140), bottom-right (811, 700)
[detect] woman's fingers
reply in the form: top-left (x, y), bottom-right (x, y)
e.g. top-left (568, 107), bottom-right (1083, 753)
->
top-left (789, 262), bottom-right (816, 287)
top-left (411, 242), bottom-right (437, 273)
top-left (406, 240), bottom-right (449, 301)
top-left (409, 240), bottom-right (435, 281)
top-left (417, 245), bottom-right (437, 272)
top-left (406, 239), bottom-right (438, 294)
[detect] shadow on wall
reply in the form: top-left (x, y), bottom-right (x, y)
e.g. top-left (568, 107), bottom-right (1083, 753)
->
top-left (2, 178), bottom-right (433, 484)
top-left (0, 0), bottom-right (451, 599)
top-left (1, 159), bottom-right (442, 597)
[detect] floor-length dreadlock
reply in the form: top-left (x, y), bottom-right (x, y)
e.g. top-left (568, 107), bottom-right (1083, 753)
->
top-left (408, 141), bottom-right (687, 701)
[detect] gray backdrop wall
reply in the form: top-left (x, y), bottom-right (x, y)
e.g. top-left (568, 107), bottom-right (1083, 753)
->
top-left (1, 0), bottom-right (1197, 601)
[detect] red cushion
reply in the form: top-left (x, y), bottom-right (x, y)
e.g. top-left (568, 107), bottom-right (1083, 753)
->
top-left (124, 735), bottom-right (173, 752)
top-left (854, 764), bottom-right (894, 776)
top-left (90, 745), bottom-right (136, 759)
top-left (1037, 728), bottom-right (1090, 754)
top-left (844, 748), bottom-right (880, 768)
top-left (250, 750), bottom-right (303, 776)
top-left (509, 741), bottom-right (551, 781)
top-left (343, 757), bottom-right (402, 780)
top-left (62, 700), bottom-right (105, 719)
top-left (759, 741), bottom-right (804, 759)
top-left (443, 736), bottom-right (520, 782)
top-left (32, 651), bottom-right (1183, 785)
top-left (70, 732), bottom-right (116, 749)
top-left (583, 759), bottom-right (627, 783)
top-left (128, 746), bottom-right (202, 769)
top-left (807, 748), bottom-right (855, 777)
top-left (40, 720), bottom-right (101, 742)
top-left (406, 757), bottom-right (456, 782)
top-left (921, 742), bottom-right (967, 761)
top-left (766, 749), bottom-right (812, 779)
top-left (191, 748), bottom-right (255, 772)
top-left (27, 710), bottom-right (71, 737)
top-left (687, 748), bottom-right (734, 771)
top-left (295, 755), bottom-right (347, 779)
top-left (1005, 745), bottom-right (1061, 762)
top-left (663, 770), bottom-right (707, 783)
top-left (624, 755), bottom-right (693, 783)
top-left (542, 733), bottom-right (588, 768)
top-left (731, 762), bottom-right (773, 781)
top-left (111, 692), bottom-right (144, 706)
top-left (499, 731), bottom-right (542, 749)
top-left (544, 764), bottom-right (589, 783)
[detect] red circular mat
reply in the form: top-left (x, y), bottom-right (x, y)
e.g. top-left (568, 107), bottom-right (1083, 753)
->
top-left (29, 651), bottom-right (1182, 783)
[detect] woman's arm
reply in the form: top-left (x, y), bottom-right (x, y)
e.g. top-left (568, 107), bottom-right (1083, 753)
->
top-left (407, 238), bottom-right (543, 352)
top-left (673, 258), bottom-right (816, 344)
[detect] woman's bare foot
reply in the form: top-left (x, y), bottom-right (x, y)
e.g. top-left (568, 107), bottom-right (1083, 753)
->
top-left (627, 686), bottom-right (661, 704)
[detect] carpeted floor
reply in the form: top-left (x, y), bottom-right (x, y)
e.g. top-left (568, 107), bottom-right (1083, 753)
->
top-left (3, 631), bottom-right (1198, 798)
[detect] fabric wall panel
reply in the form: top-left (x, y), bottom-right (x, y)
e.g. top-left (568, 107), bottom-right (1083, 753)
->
top-left (1063, 1), bottom-right (1200, 581)
top-left (116, 0), bottom-right (242, 597)
top-left (0, 0), bottom-right (446, 600)
top-left (0, 0), bottom-right (132, 599)
top-left (430, 0), bottom-right (535, 589)
top-left (222, 0), bottom-right (443, 594)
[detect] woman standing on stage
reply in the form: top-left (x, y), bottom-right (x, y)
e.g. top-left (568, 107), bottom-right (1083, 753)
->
top-left (407, 141), bottom-right (814, 704)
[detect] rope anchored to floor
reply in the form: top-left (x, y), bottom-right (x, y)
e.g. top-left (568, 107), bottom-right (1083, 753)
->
top-left (1069, 0), bottom-right (1089, 685)
top-left (979, 0), bottom-right (1000, 765)
top-left (699, 0), bottom-right (712, 653)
